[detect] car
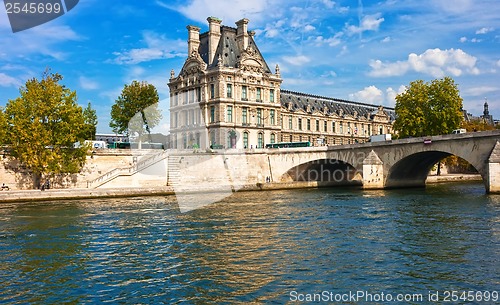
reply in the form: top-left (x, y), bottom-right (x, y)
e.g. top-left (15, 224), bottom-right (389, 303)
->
top-left (452, 129), bottom-right (466, 134)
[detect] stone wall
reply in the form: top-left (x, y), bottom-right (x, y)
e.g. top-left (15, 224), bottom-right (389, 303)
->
top-left (0, 150), bottom-right (154, 190)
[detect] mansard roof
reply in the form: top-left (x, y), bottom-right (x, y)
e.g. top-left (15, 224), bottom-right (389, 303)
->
top-left (280, 90), bottom-right (396, 121)
top-left (198, 26), bottom-right (272, 72)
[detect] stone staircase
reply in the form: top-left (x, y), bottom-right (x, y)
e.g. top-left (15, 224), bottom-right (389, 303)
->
top-left (167, 155), bottom-right (182, 187)
top-left (87, 150), bottom-right (168, 188)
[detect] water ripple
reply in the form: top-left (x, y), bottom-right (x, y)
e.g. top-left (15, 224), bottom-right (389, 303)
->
top-left (0, 184), bottom-right (498, 304)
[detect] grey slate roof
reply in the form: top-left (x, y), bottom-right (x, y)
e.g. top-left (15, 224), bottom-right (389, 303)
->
top-left (281, 90), bottom-right (396, 121)
top-left (198, 26), bottom-right (272, 72)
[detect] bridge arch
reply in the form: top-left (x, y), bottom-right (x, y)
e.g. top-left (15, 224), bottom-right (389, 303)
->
top-left (385, 150), bottom-right (483, 189)
top-left (283, 158), bottom-right (362, 186)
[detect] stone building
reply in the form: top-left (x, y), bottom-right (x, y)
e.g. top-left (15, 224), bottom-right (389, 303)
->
top-left (168, 17), bottom-right (395, 149)
top-left (463, 99), bottom-right (495, 126)
top-left (280, 90), bottom-right (394, 146)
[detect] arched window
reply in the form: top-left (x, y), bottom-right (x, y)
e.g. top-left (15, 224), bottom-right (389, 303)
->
top-left (270, 133), bottom-right (276, 144)
top-left (257, 133), bottom-right (264, 148)
top-left (243, 132), bottom-right (249, 149)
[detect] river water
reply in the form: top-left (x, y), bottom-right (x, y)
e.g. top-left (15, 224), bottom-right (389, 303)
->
top-left (0, 182), bottom-right (498, 304)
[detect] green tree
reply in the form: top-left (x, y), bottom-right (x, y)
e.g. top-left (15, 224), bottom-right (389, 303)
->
top-left (393, 77), bottom-right (463, 138)
top-left (0, 108), bottom-right (7, 144)
top-left (110, 81), bottom-right (162, 147)
top-left (4, 71), bottom-right (88, 188)
top-left (82, 101), bottom-right (98, 140)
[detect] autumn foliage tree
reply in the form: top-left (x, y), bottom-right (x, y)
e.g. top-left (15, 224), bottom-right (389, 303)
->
top-left (394, 77), bottom-right (463, 138)
top-left (461, 118), bottom-right (495, 132)
top-left (3, 71), bottom-right (89, 188)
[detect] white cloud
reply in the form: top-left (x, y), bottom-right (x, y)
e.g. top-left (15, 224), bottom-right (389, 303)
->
top-left (338, 6), bottom-right (349, 14)
top-left (282, 55), bottom-right (310, 66)
top-left (30, 24), bottom-right (80, 41)
top-left (349, 85), bottom-right (383, 104)
top-left (369, 48), bottom-right (479, 78)
top-left (264, 19), bottom-right (286, 38)
top-left (314, 32), bottom-right (343, 47)
top-left (381, 36), bottom-right (391, 43)
top-left (0, 72), bottom-right (21, 88)
top-left (114, 49), bottom-right (167, 65)
top-left (349, 85), bottom-right (406, 106)
top-left (321, 70), bottom-right (337, 78)
top-left (476, 27), bottom-right (494, 34)
top-left (0, 23), bottom-right (81, 61)
top-left (463, 86), bottom-right (498, 96)
top-left (304, 24), bottom-right (316, 32)
top-left (433, 0), bottom-right (472, 14)
top-left (497, 59), bottom-right (500, 67)
top-left (265, 28), bottom-right (280, 38)
top-left (459, 36), bottom-right (467, 43)
top-left (368, 59), bottom-right (409, 77)
top-left (386, 85), bottom-right (406, 106)
top-left (163, 0), bottom-right (276, 26)
top-left (113, 31), bottom-right (185, 64)
top-left (346, 13), bottom-right (384, 35)
top-left (79, 76), bottom-right (99, 90)
top-left (321, 0), bottom-right (335, 9)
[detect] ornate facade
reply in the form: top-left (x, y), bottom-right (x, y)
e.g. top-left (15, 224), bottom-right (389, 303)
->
top-left (168, 17), bottom-right (395, 149)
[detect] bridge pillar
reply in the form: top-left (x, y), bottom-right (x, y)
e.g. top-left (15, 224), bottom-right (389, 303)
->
top-left (487, 141), bottom-right (500, 193)
top-left (362, 150), bottom-right (384, 189)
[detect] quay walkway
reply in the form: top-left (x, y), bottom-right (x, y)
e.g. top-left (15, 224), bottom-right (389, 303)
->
top-left (0, 186), bottom-right (175, 203)
top-left (0, 174), bottom-right (482, 204)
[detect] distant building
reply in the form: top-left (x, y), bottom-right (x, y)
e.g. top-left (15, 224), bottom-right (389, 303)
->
top-left (481, 100), bottom-right (494, 125)
top-left (463, 99), bottom-right (495, 125)
top-left (168, 17), bottom-right (395, 149)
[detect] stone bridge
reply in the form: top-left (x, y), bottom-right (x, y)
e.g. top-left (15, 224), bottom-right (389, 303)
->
top-left (265, 130), bottom-right (500, 193)
top-left (91, 130), bottom-right (500, 194)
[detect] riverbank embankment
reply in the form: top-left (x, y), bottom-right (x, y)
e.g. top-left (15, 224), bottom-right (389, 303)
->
top-left (426, 174), bottom-right (482, 183)
top-left (0, 174), bottom-right (484, 204)
top-left (0, 187), bottom-right (175, 203)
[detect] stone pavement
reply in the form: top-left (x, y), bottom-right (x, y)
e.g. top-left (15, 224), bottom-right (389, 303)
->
top-left (0, 186), bottom-right (175, 203)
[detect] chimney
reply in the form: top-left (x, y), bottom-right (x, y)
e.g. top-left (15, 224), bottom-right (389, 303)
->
top-left (207, 17), bottom-right (222, 65)
top-left (187, 25), bottom-right (201, 56)
top-left (236, 18), bottom-right (250, 51)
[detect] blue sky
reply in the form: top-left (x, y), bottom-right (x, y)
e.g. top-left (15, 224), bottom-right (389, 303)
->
top-left (1, 0), bottom-right (499, 134)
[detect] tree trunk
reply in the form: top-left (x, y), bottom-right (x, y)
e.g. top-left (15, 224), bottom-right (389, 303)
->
top-left (33, 172), bottom-right (42, 189)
